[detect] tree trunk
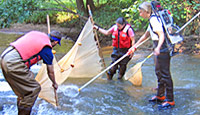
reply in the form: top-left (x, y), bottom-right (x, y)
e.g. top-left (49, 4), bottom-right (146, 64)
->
top-left (86, 0), bottom-right (95, 14)
top-left (76, 0), bottom-right (86, 15)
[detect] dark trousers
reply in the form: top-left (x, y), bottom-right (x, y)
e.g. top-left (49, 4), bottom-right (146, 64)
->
top-left (155, 52), bottom-right (174, 102)
top-left (0, 46), bottom-right (41, 109)
top-left (108, 47), bottom-right (131, 78)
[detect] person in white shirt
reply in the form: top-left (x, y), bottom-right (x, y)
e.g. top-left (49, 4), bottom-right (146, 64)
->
top-left (128, 1), bottom-right (175, 110)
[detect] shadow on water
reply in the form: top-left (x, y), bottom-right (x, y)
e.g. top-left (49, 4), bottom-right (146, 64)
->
top-left (0, 32), bottom-right (200, 114)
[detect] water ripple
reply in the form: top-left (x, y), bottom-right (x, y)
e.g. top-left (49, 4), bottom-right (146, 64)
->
top-left (59, 85), bottom-right (79, 98)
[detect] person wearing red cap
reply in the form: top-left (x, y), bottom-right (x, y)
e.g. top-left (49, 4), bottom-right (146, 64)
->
top-left (0, 30), bottom-right (62, 114)
top-left (128, 1), bottom-right (175, 110)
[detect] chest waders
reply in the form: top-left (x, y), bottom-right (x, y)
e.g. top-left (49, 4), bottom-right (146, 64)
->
top-left (148, 1), bottom-right (176, 106)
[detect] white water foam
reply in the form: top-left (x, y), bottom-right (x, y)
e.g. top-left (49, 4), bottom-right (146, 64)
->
top-left (0, 95), bottom-right (17, 98)
top-left (30, 64), bottom-right (41, 73)
top-left (58, 85), bottom-right (79, 98)
top-left (0, 81), bottom-right (12, 91)
top-left (0, 65), bottom-right (41, 92)
top-left (0, 73), bottom-right (4, 79)
top-left (1, 104), bottom-right (17, 115)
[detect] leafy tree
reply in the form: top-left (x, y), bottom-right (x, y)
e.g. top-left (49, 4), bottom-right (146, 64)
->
top-left (76, 0), bottom-right (95, 16)
top-left (0, 0), bottom-right (199, 35)
top-left (122, 0), bottom-right (200, 35)
top-left (0, 0), bottom-right (46, 28)
top-left (76, 0), bottom-right (86, 15)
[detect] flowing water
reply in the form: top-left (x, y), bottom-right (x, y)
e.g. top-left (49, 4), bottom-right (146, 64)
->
top-left (0, 33), bottom-right (200, 115)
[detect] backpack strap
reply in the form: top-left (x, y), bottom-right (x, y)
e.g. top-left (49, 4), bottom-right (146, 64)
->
top-left (149, 15), bottom-right (167, 38)
top-left (125, 25), bottom-right (134, 37)
top-left (114, 25), bottom-right (118, 31)
top-left (123, 25), bottom-right (130, 33)
top-left (149, 22), bottom-right (159, 37)
top-left (149, 15), bottom-right (174, 54)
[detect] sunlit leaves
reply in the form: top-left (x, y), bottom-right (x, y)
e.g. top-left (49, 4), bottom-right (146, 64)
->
top-left (123, 0), bottom-right (199, 34)
top-left (0, 0), bottom-right (41, 28)
top-left (122, 0), bottom-right (148, 31)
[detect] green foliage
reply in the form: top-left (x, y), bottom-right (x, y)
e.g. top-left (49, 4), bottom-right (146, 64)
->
top-left (161, 0), bottom-right (200, 35)
top-left (93, 6), bottom-right (123, 28)
top-left (0, 0), bottom-right (199, 35)
top-left (92, 0), bottom-right (133, 29)
top-left (161, 0), bottom-right (187, 25)
top-left (0, 0), bottom-right (62, 28)
top-left (122, 0), bottom-right (200, 34)
top-left (0, 0), bottom-right (43, 28)
top-left (122, 0), bottom-right (149, 31)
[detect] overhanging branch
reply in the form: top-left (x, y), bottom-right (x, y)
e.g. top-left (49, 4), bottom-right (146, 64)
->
top-left (53, 0), bottom-right (88, 21)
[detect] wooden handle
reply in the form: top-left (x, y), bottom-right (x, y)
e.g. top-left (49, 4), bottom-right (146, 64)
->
top-left (87, 5), bottom-right (109, 79)
top-left (54, 88), bottom-right (59, 106)
top-left (47, 14), bottom-right (50, 34)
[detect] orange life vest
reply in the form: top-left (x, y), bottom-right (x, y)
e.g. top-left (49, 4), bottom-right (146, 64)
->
top-left (10, 31), bottom-right (52, 67)
top-left (112, 24), bottom-right (132, 48)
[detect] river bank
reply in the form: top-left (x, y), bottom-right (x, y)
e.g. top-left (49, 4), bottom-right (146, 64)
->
top-left (0, 23), bottom-right (199, 55)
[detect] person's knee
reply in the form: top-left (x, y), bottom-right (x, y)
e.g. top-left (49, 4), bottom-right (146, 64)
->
top-left (120, 64), bottom-right (126, 69)
top-left (155, 70), bottom-right (162, 77)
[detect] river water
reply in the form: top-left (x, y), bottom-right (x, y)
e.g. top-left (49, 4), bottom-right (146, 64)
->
top-left (0, 33), bottom-right (200, 115)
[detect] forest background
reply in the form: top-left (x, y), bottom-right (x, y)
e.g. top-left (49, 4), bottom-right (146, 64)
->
top-left (0, 0), bottom-right (199, 54)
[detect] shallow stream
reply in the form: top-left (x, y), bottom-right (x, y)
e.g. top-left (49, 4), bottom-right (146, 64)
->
top-left (0, 33), bottom-right (200, 115)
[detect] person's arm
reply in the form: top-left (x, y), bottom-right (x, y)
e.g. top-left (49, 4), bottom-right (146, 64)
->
top-left (129, 36), bottom-right (135, 58)
top-left (38, 46), bottom-right (58, 90)
top-left (128, 31), bottom-right (150, 55)
top-left (154, 30), bottom-right (165, 55)
top-left (150, 17), bottom-right (165, 55)
top-left (130, 36), bottom-right (135, 46)
top-left (127, 28), bottom-right (135, 57)
top-left (94, 25), bottom-right (113, 35)
top-left (128, 28), bottom-right (135, 46)
top-left (46, 65), bottom-right (58, 90)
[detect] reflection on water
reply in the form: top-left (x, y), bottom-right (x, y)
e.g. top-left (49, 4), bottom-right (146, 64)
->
top-left (0, 33), bottom-right (200, 114)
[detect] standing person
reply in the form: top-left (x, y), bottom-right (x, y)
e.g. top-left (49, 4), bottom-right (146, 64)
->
top-left (0, 30), bottom-right (62, 114)
top-left (128, 1), bottom-right (175, 110)
top-left (94, 17), bottom-right (135, 80)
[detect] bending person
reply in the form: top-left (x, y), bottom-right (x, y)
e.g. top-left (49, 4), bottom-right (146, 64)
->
top-left (0, 30), bottom-right (62, 114)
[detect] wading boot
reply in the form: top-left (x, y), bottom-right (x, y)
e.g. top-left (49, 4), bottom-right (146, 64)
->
top-left (149, 96), bottom-right (165, 104)
top-left (117, 74), bottom-right (123, 80)
top-left (18, 106), bottom-right (32, 115)
top-left (107, 72), bottom-right (113, 80)
top-left (158, 101), bottom-right (175, 110)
